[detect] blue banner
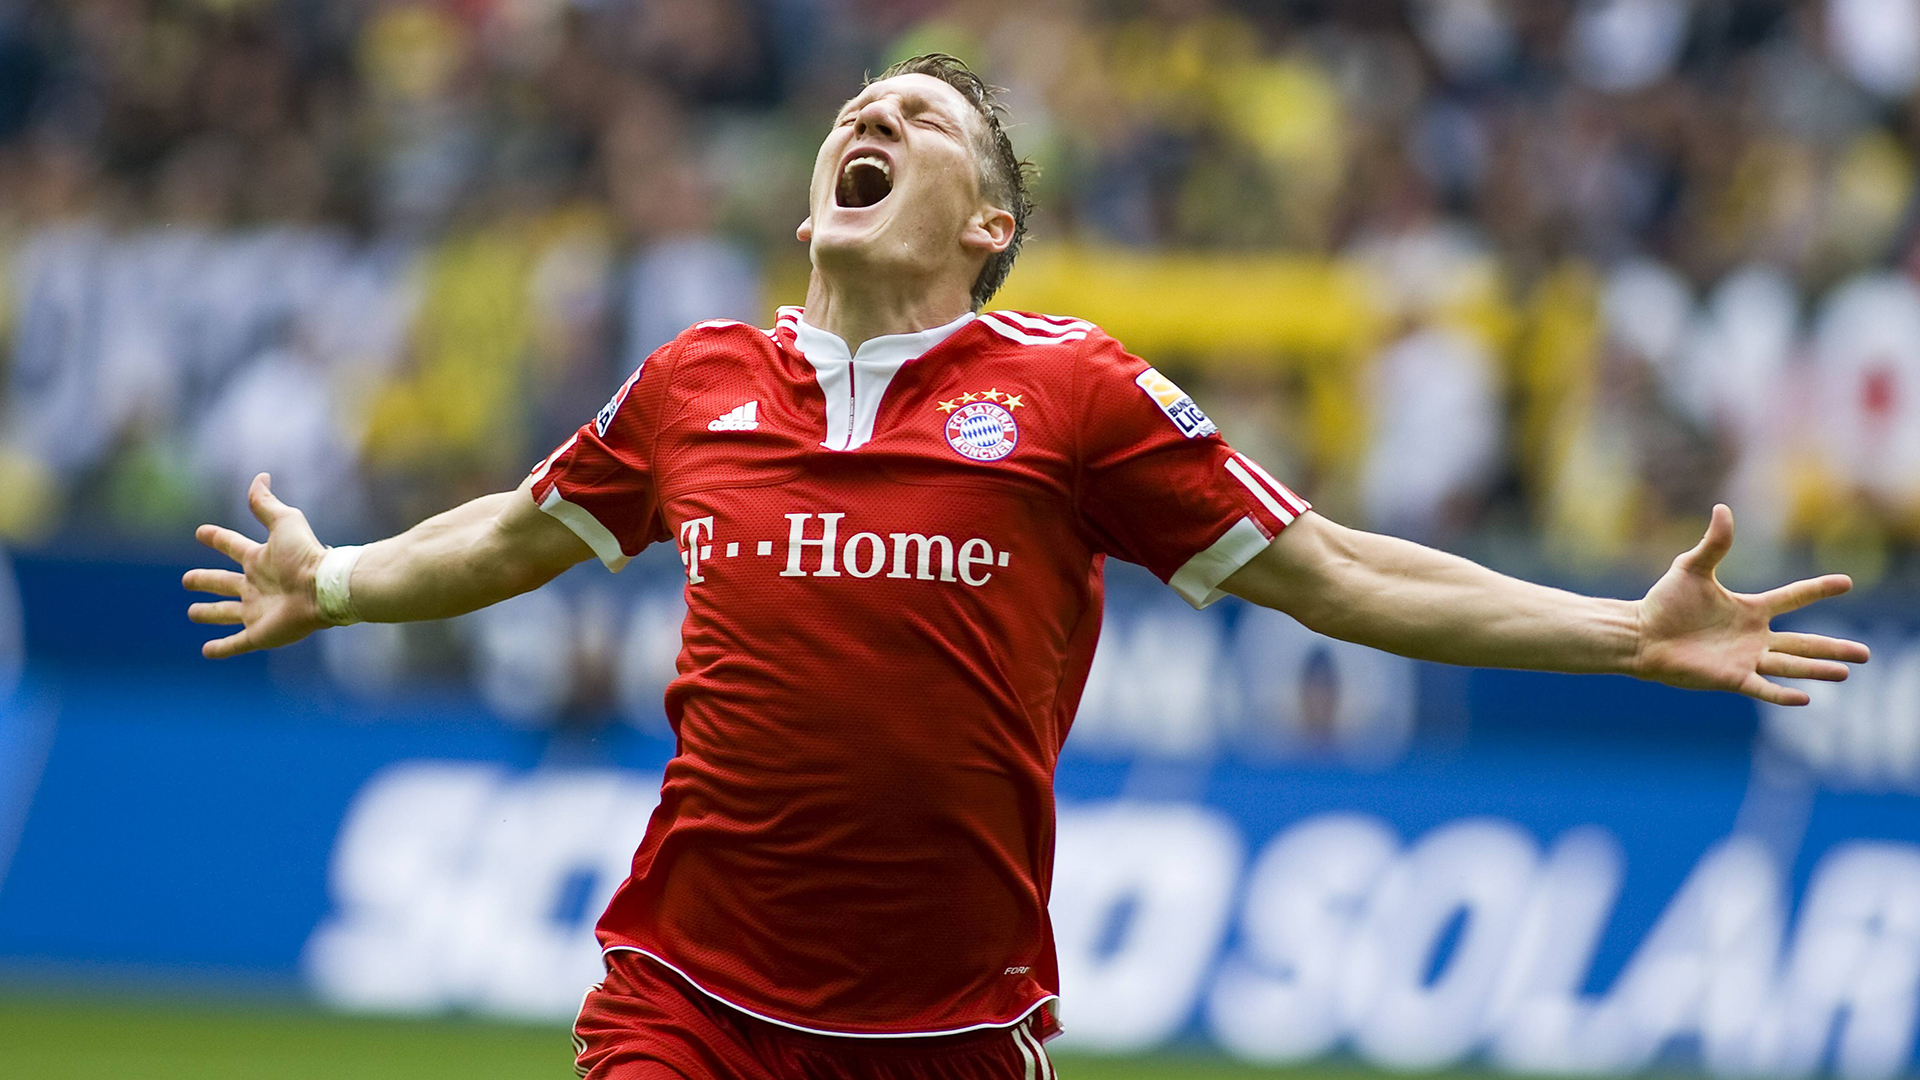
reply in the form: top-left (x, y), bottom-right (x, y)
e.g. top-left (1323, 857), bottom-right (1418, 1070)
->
top-left (0, 550), bottom-right (1915, 1078)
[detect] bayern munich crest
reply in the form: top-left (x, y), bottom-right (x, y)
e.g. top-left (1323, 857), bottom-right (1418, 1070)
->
top-left (943, 400), bottom-right (1020, 461)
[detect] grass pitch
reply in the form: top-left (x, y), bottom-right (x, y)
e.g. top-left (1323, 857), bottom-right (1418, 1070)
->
top-left (0, 992), bottom-right (1342, 1079)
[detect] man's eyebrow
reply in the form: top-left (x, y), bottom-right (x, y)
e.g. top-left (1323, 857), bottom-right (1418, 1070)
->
top-left (834, 85), bottom-right (971, 138)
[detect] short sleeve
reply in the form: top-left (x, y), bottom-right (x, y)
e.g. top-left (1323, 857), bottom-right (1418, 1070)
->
top-left (527, 341), bottom-right (676, 570)
top-left (1074, 332), bottom-right (1310, 608)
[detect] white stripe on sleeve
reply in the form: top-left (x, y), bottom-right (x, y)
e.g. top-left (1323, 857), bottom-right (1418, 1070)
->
top-left (1225, 458), bottom-right (1297, 525)
top-left (528, 433), bottom-right (579, 486)
top-left (1234, 452), bottom-right (1310, 516)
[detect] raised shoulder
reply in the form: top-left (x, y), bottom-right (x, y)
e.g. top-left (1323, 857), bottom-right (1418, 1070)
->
top-left (649, 315), bottom-right (789, 368)
top-left (977, 310), bottom-right (1098, 347)
top-left (666, 316), bottom-right (777, 343)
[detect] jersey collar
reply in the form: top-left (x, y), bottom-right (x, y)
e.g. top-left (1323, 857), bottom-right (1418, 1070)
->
top-left (790, 310), bottom-right (977, 366)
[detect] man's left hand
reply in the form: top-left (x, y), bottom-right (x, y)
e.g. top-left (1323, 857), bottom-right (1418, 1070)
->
top-left (1635, 504), bottom-right (1870, 706)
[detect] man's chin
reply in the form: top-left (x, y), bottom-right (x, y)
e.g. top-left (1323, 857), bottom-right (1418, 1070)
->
top-left (810, 229), bottom-right (900, 268)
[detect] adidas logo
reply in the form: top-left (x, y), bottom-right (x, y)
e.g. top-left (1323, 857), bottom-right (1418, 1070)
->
top-left (708, 401), bottom-right (759, 432)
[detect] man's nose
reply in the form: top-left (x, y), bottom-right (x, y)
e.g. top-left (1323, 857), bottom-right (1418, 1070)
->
top-left (854, 100), bottom-right (901, 141)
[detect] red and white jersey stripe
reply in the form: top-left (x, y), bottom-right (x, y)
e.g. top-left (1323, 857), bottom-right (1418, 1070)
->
top-left (978, 310), bottom-right (1094, 346)
top-left (768, 305), bottom-right (803, 341)
top-left (1225, 452), bottom-right (1309, 523)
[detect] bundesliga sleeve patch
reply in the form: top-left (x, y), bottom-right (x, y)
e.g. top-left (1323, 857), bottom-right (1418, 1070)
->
top-left (595, 362), bottom-right (644, 437)
top-left (1134, 367), bottom-right (1219, 438)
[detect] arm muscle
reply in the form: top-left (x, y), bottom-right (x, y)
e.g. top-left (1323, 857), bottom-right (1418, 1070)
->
top-left (349, 476), bottom-right (594, 623)
top-left (1222, 513), bottom-right (1641, 675)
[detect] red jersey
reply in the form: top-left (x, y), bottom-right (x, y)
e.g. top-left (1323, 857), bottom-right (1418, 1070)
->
top-left (528, 306), bottom-right (1307, 1038)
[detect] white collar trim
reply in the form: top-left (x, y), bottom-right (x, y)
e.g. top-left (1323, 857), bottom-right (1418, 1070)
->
top-left (791, 311), bottom-right (976, 365)
top-left (789, 312), bottom-right (976, 451)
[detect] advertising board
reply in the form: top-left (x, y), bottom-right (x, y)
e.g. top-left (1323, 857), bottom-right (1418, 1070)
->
top-left (0, 554), bottom-right (1913, 1077)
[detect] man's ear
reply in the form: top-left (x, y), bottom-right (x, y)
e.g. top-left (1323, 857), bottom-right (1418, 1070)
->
top-left (796, 216), bottom-right (813, 243)
top-left (961, 205), bottom-right (1015, 256)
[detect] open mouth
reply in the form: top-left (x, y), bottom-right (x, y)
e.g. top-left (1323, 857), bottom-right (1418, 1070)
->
top-left (835, 153), bottom-right (893, 209)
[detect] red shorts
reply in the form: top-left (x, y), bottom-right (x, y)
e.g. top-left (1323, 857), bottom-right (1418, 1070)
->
top-left (571, 951), bottom-right (1061, 1080)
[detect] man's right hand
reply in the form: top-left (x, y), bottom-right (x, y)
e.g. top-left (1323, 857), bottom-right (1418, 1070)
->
top-left (184, 472), bottom-right (330, 659)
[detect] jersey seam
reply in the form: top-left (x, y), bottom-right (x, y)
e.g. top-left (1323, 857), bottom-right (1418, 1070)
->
top-left (655, 472), bottom-right (810, 504)
top-left (1062, 331), bottom-right (1124, 557)
top-left (1037, 562), bottom-right (1097, 764)
top-left (649, 331), bottom-right (693, 497)
top-left (1047, 332), bottom-right (1102, 742)
top-left (1066, 331), bottom-right (1092, 540)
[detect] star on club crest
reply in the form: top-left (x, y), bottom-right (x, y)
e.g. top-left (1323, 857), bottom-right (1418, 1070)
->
top-left (937, 390), bottom-right (1028, 414)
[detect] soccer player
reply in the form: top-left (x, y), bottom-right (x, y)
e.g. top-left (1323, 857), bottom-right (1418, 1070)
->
top-left (184, 55), bottom-right (1868, 1080)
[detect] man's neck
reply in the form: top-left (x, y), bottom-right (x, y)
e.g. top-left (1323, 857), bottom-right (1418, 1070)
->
top-left (802, 267), bottom-right (974, 354)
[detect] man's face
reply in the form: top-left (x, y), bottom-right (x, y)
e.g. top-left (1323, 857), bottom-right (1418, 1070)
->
top-left (799, 73), bottom-right (1012, 290)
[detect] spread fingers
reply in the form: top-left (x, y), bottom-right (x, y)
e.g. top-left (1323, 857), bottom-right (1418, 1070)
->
top-left (188, 601), bottom-right (244, 625)
top-left (1758, 651), bottom-right (1851, 682)
top-left (1757, 574), bottom-right (1853, 615)
top-left (183, 568), bottom-right (245, 597)
top-left (1770, 631), bottom-right (1870, 664)
top-left (196, 524), bottom-right (258, 565)
top-left (1739, 673), bottom-right (1811, 707)
top-left (202, 629), bottom-right (259, 660)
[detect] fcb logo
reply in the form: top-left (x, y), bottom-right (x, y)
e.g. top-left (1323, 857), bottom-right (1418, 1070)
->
top-left (945, 401), bottom-right (1019, 461)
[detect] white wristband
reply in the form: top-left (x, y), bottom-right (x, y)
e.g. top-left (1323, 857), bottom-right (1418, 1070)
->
top-left (315, 545), bottom-right (365, 626)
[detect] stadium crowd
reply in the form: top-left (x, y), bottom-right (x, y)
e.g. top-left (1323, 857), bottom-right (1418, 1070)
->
top-left (2, 0), bottom-right (1919, 589)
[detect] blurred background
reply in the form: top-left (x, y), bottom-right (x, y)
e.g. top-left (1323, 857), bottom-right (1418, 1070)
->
top-left (0, 0), bottom-right (1917, 1077)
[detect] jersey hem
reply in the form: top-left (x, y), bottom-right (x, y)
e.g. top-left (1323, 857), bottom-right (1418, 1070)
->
top-left (601, 945), bottom-right (1059, 1040)
top-left (538, 488), bottom-right (630, 571)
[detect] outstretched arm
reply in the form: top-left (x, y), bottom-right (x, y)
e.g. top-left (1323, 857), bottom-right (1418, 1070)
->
top-left (184, 472), bottom-right (592, 659)
top-left (1221, 505), bottom-right (1869, 706)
